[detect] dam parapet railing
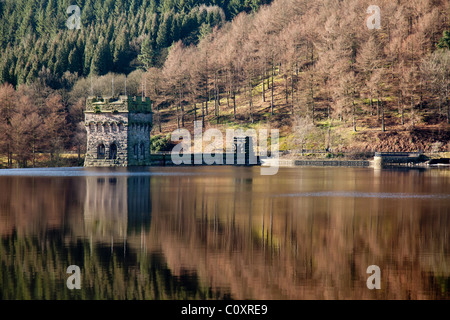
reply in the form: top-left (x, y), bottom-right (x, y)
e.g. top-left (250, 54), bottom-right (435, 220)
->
top-left (262, 151), bottom-right (430, 169)
top-left (149, 152), bottom-right (261, 166)
top-left (146, 151), bottom-right (435, 169)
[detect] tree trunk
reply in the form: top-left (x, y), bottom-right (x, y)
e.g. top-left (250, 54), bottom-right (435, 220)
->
top-left (249, 82), bottom-right (254, 123)
top-left (214, 73), bottom-right (218, 116)
top-left (216, 82), bottom-right (220, 124)
top-left (285, 74), bottom-right (288, 104)
top-left (180, 90), bottom-right (184, 127)
top-left (262, 69), bottom-right (265, 102)
top-left (7, 144), bottom-right (10, 167)
top-left (158, 106), bottom-right (162, 132)
top-left (400, 93), bottom-right (404, 125)
top-left (194, 103), bottom-right (197, 122)
top-left (205, 72), bottom-right (209, 116)
top-left (370, 96), bottom-right (373, 116)
top-left (352, 101), bottom-right (356, 132)
top-left (419, 78), bottom-right (423, 111)
top-left (176, 104), bottom-right (180, 129)
top-left (377, 98), bottom-right (380, 119)
top-left (381, 98), bottom-right (385, 132)
top-left (447, 96), bottom-right (449, 124)
top-left (447, 84), bottom-right (449, 124)
top-left (401, 106), bottom-right (404, 126)
top-left (271, 64), bottom-right (274, 115)
top-left (32, 143), bottom-right (36, 168)
top-left (310, 75), bottom-right (314, 123)
top-left (233, 90), bottom-right (236, 120)
top-left (215, 88), bottom-right (218, 117)
top-left (291, 67), bottom-right (294, 115)
top-left (202, 101), bottom-right (205, 127)
top-left (217, 75), bottom-right (221, 107)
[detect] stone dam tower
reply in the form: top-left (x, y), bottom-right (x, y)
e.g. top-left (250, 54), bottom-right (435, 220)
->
top-left (84, 96), bottom-right (152, 167)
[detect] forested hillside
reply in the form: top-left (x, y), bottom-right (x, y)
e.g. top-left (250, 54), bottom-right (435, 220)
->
top-left (0, 0), bottom-right (270, 86)
top-left (145, 0), bottom-right (450, 154)
top-left (0, 0), bottom-right (269, 167)
top-left (0, 0), bottom-right (449, 167)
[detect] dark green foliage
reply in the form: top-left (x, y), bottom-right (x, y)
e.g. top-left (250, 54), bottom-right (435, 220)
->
top-left (227, 0), bottom-right (270, 18)
top-left (150, 134), bottom-right (174, 152)
top-left (138, 37), bottom-right (157, 69)
top-left (0, 232), bottom-right (226, 299)
top-left (90, 36), bottom-right (113, 76)
top-left (437, 30), bottom-right (450, 50)
top-left (156, 11), bottom-right (173, 49)
top-left (0, 0), bottom-right (269, 88)
top-left (113, 30), bottom-right (131, 73)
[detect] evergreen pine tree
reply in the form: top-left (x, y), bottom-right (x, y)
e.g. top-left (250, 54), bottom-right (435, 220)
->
top-left (114, 30), bottom-right (131, 73)
top-left (138, 37), bottom-right (156, 69)
top-left (437, 30), bottom-right (450, 50)
top-left (156, 12), bottom-right (173, 49)
top-left (90, 36), bottom-right (112, 75)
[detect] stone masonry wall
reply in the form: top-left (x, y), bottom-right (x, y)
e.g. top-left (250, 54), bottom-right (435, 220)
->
top-left (84, 96), bottom-right (152, 167)
top-left (127, 124), bottom-right (152, 166)
top-left (84, 112), bottom-right (129, 166)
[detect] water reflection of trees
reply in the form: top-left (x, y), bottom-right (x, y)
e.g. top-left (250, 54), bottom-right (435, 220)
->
top-left (0, 168), bottom-right (449, 299)
top-left (0, 175), bottom-right (227, 300)
top-left (150, 169), bottom-right (449, 299)
top-left (0, 231), bottom-right (225, 299)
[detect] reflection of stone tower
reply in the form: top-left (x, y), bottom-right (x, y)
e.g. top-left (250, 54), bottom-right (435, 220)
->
top-left (84, 96), bottom-right (152, 167)
top-left (84, 176), bottom-right (128, 239)
top-left (83, 176), bottom-right (152, 241)
top-left (127, 177), bottom-right (152, 234)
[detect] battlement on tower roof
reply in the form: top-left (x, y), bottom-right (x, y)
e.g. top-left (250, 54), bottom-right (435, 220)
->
top-left (86, 96), bottom-right (152, 113)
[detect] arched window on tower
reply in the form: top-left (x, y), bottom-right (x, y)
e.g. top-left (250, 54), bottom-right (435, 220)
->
top-left (134, 144), bottom-right (139, 159)
top-left (97, 144), bottom-right (105, 159)
top-left (140, 143), bottom-right (145, 159)
top-left (109, 143), bottom-right (117, 159)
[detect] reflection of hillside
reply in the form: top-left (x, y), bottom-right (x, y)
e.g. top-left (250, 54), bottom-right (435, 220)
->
top-left (0, 173), bottom-right (155, 260)
top-left (0, 167), bottom-right (448, 299)
top-left (0, 231), bottom-right (225, 300)
top-left (0, 174), bottom-right (220, 300)
top-left (0, 177), bottom-right (83, 237)
top-left (150, 169), bottom-right (450, 299)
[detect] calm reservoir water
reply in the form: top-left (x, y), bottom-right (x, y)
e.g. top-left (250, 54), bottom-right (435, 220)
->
top-left (0, 166), bottom-right (449, 299)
